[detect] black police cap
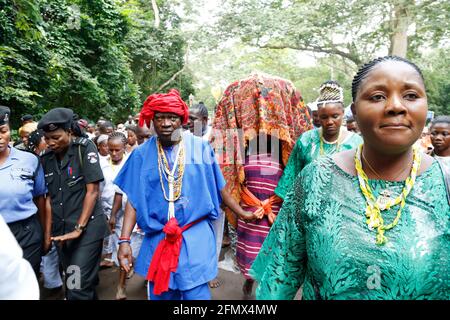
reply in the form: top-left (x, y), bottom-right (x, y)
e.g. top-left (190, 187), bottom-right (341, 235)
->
top-left (21, 114), bottom-right (33, 122)
top-left (38, 108), bottom-right (74, 132)
top-left (0, 105), bottom-right (11, 126)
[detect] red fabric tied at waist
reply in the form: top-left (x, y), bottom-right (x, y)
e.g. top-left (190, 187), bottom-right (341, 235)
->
top-left (240, 186), bottom-right (282, 226)
top-left (146, 217), bottom-right (204, 295)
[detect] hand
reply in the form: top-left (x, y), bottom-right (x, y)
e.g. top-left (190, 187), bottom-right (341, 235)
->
top-left (109, 216), bottom-right (116, 233)
top-left (51, 230), bottom-right (82, 244)
top-left (238, 210), bottom-right (256, 222)
top-left (118, 242), bottom-right (133, 273)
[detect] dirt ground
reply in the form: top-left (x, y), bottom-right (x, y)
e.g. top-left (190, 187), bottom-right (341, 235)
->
top-left (39, 245), bottom-right (301, 300)
top-left (40, 246), bottom-right (256, 300)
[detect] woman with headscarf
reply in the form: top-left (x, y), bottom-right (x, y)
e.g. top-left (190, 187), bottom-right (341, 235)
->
top-left (210, 73), bottom-right (313, 297)
top-left (275, 80), bottom-right (363, 200)
top-left (94, 134), bottom-right (110, 161)
top-left (250, 56), bottom-right (449, 300)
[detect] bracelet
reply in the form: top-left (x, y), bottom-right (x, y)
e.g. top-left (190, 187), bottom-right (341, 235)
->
top-left (118, 239), bottom-right (131, 245)
top-left (119, 236), bottom-right (131, 241)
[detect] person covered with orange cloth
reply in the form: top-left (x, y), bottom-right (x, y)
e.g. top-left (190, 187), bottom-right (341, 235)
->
top-left (210, 73), bottom-right (313, 298)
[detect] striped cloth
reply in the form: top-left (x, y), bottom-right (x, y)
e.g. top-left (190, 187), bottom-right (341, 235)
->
top-left (236, 153), bottom-right (283, 279)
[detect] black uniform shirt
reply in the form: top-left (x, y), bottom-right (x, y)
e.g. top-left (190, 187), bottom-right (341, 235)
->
top-left (41, 137), bottom-right (109, 245)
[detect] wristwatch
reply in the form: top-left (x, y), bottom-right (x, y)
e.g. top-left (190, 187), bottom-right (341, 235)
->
top-left (74, 223), bottom-right (86, 233)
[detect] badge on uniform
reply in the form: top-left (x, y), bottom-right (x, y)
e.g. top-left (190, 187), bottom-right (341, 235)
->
top-left (48, 123), bottom-right (57, 131)
top-left (87, 152), bottom-right (98, 164)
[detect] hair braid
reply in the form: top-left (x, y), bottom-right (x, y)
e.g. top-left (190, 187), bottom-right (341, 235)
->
top-left (317, 80), bottom-right (344, 108)
top-left (351, 56), bottom-right (425, 102)
top-left (431, 115), bottom-right (450, 126)
top-left (108, 131), bottom-right (127, 146)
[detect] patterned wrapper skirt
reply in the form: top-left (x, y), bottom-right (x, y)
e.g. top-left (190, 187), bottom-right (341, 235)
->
top-left (236, 153), bottom-right (283, 279)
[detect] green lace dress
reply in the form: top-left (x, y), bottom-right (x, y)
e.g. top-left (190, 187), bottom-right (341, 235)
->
top-left (275, 128), bottom-right (363, 199)
top-left (250, 156), bottom-right (450, 300)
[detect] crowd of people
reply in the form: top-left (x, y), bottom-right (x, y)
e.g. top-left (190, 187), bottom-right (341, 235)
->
top-left (0, 55), bottom-right (448, 300)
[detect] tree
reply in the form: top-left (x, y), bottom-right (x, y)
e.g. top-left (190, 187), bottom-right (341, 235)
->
top-left (119, 0), bottom-right (195, 105)
top-left (0, 0), bottom-right (141, 126)
top-left (204, 0), bottom-right (450, 67)
top-left (0, 0), bottom-right (196, 126)
top-left (190, 42), bottom-right (355, 115)
top-left (419, 48), bottom-right (450, 116)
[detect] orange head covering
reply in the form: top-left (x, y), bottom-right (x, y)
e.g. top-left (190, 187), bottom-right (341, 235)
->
top-left (210, 73), bottom-right (313, 227)
top-left (139, 89), bottom-right (189, 127)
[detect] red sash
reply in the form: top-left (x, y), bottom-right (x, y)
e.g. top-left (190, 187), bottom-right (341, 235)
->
top-left (146, 217), bottom-right (205, 295)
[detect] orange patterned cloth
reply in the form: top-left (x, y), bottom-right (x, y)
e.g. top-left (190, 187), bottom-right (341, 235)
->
top-left (210, 73), bottom-right (313, 227)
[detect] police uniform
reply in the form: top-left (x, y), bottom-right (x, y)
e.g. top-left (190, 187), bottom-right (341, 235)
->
top-left (39, 108), bottom-right (109, 300)
top-left (0, 106), bottom-right (46, 276)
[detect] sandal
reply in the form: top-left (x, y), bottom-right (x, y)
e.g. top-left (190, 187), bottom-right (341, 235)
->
top-left (115, 286), bottom-right (127, 300)
top-left (126, 267), bottom-right (135, 279)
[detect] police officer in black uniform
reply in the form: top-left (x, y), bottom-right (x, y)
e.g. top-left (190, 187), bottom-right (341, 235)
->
top-left (38, 108), bottom-right (109, 300)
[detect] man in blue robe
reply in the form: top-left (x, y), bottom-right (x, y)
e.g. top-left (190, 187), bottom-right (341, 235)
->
top-left (114, 89), bottom-right (253, 300)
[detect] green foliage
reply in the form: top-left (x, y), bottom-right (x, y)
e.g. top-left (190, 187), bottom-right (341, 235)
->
top-left (419, 48), bottom-right (450, 116)
top-left (202, 0), bottom-right (449, 67)
top-left (190, 0), bottom-right (449, 117)
top-left (190, 43), bottom-right (355, 114)
top-left (120, 0), bottom-right (195, 104)
top-left (0, 0), bottom-right (194, 127)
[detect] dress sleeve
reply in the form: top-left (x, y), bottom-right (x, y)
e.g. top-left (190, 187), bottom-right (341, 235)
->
top-left (274, 138), bottom-right (305, 200)
top-left (250, 170), bottom-right (307, 300)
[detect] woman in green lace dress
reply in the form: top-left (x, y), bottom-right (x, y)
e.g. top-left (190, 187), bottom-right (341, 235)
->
top-left (275, 81), bottom-right (363, 200)
top-left (250, 56), bottom-right (450, 300)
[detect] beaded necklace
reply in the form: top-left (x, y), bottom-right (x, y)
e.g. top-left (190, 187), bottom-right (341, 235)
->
top-left (109, 157), bottom-right (123, 173)
top-left (354, 144), bottom-right (421, 245)
top-left (319, 128), bottom-right (343, 156)
top-left (157, 138), bottom-right (185, 220)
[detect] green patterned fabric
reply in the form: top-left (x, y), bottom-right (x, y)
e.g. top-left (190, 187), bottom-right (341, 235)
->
top-left (250, 156), bottom-right (450, 300)
top-left (275, 128), bottom-right (363, 199)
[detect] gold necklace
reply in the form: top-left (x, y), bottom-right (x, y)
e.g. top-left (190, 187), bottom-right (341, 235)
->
top-left (319, 128), bottom-right (341, 156)
top-left (361, 151), bottom-right (412, 181)
top-left (157, 139), bottom-right (185, 202)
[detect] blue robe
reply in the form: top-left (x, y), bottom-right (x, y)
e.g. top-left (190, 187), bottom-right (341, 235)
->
top-left (114, 132), bottom-right (226, 291)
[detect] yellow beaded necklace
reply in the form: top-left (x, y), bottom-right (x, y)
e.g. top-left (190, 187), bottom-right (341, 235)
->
top-left (354, 144), bottom-right (422, 245)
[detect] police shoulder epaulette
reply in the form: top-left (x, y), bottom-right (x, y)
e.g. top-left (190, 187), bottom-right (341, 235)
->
top-left (74, 137), bottom-right (89, 146)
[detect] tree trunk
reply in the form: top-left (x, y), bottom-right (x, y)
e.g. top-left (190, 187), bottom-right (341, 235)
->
top-left (151, 0), bottom-right (160, 29)
top-left (389, 3), bottom-right (410, 57)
